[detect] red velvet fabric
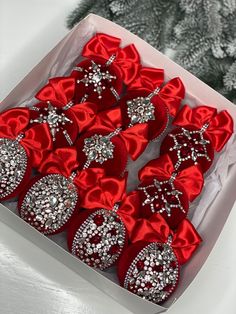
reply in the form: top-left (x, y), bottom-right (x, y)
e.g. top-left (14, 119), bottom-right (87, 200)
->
top-left (130, 214), bottom-right (202, 265)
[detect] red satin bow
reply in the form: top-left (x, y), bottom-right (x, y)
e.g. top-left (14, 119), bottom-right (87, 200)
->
top-left (35, 77), bottom-right (97, 133)
top-left (82, 33), bottom-right (140, 85)
top-left (0, 108), bottom-right (52, 167)
top-left (38, 147), bottom-right (79, 177)
top-left (173, 105), bottom-right (234, 151)
top-left (81, 175), bottom-right (140, 234)
top-left (138, 154), bottom-right (204, 202)
top-left (128, 67), bottom-right (185, 116)
top-left (131, 214), bottom-right (202, 265)
top-left (93, 107), bottom-right (148, 160)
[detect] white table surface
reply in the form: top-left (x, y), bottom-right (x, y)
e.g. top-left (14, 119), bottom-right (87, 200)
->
top-left (1, 1), bottom-right (236, 313)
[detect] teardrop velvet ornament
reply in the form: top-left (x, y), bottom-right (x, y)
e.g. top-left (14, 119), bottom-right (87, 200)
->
top-left (160, 105), bottom-right (234, 172)
top-left (119, 67), bottom-right (185, 141)
top-left (118, 214), bottom-right (202, 305)
top-left (70, 33), bottom-right (141, 110)
top-left (32, 77), bottom-right (97, 148)
top-left (137, 154), bottom-right (204, 228)
top-left (0, 108), bottom-right (52, 200)
top-left (18, 147), bottom-right (105, 235)
top-left (67, 175), bottom-right (141, 270)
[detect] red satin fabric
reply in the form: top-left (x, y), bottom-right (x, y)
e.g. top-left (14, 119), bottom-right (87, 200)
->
top-left (138, 154), bottom-right (204, 202)
top-left (82, 33), bottom-right (141, 85)
top-left (0, 108), bottom-right (52, 167)
top-left (131, 214), bottom-right (202, 264)
top-left (128, 67), bottom-right (185, 117)
top-left (36, 77), bottom-right (76, 107)
top-left (38, 147), bottom-right (79, 177)
top-left (173, 105), bottom-right (234, 151)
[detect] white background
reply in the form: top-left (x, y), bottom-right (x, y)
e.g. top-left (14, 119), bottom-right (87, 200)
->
top-left (1, 1), bottom-right (236, 313)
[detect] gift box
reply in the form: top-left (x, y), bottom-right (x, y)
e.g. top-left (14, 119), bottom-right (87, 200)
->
top-left (1, 14), bottom-right (236, 314)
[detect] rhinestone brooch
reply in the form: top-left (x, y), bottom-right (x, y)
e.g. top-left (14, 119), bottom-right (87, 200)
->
top-left (138, 178), bottom-right (185, 217)
top-left (0, 137), bottom-right (27, 199)
top-left (169, 125), bottom-right (211, 170)
top-left (82, 128), bottom-right (122, 168)
top-left (30, 102), bottom-right (73, 144)
top-left (20, 174), bottom-right (78, 235)
top-left (71, 208), bottom-right (126, 270)
top-left (127, 97), bottom-right (155, 126)
top-left (74, 60), bottom-right (118, 100)
top-left (123, 242), bottom-right (179, 304)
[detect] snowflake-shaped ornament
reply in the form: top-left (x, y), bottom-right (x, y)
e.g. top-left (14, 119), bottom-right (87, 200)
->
top-left (30, 102), bottom-right (73, 144)
top-left (138, 178), bottom-right (185, 217)
top-left (127, 97), bottom-right (155, 126)
top-left (74, 59), bottom-right (119, 101)
top-left (168, 125), bottom-right (211, 170)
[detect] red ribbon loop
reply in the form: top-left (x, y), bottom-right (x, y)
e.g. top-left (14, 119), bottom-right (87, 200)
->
top-left (0, 108), bottom-right (30, 138)
top-left (81, 175), bottom-right (127, 210)
top-left (35, 77), bottom-right (76, 107)
top-left (131, 214), bottom-right (202, 264)
top-left (173, 105), bottom-right (234, 151)
top-left (70, 102), bottom-right (97, 133)
top-left (158, 77), bottom-right (185, 116)
top-left (21, 123), bottom-right (53, 167)
top-left (82, 33), bottom-right (140, 85)
top-left (120, 124), bottom-right (149, 160)
top-left (38, 147), bottom-right (79, 177)
top-left (128, 67), bottom-right (164, 91)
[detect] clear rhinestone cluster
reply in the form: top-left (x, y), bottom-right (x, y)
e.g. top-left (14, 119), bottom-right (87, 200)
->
top-left (74, 61), bottom-right (117, 99)
top-left (30, 102), bottom-right (73, 144)
top-left (127, 97), bottom-right (155, 126)
top-left (20, 174), bottom-right (78, 235)
top-left (82, 128), bottom-right (121, 168)
top-left (0, 138), bottom-right (27, 199)
top-left (124, 242), bottom-right (179, 304)
top-left (71, 208), bottom-right (126, 270)
top-left (138, 178), bottom-right (185, 217)
top-left (169, 125), bottom-right (211, 170)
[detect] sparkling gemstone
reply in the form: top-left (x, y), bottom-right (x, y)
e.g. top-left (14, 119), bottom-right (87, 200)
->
top-left (90, 234), bottom-right (101, 244)
top-left (92, 73), bottom-right (102, 83)
top-left (49, 195), bottom-right (58, 207)
top-left (93, 214), bottom-right (105, 226)
top-left (136, 260), bottom-right (145, 271)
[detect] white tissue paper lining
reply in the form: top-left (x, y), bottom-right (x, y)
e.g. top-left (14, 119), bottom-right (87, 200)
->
top-left (1, 24), bottom-right (236, 305)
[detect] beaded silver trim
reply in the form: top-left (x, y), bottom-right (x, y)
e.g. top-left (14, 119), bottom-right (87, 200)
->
top-left (83, 128), bottom-right (122, 169)
top-left (71, 208), bottom-right (126, 270)
top-left (169, 124), bottom-right (211, 170)
top-left (76, 60), bottom-right (117, 99)
top-left (20, 174), bottom-right (78, 235)
top-left (30, 101), bottom-right (73, 144)
top-left (138, 178), bottom-right (185, 217)
top-left (0, 138), bottom-right (27, 199)
top-left (123, 242), bottom-right (179, 304)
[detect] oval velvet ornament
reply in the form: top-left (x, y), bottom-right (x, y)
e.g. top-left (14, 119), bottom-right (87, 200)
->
top-left (161, 105), bottom-right (234, 172)
top-left (70, 33), bottom-right (140, 110)
top-left (31, 77), bottom-right (97, 148)
top-left (137, 154), bottom-right (204, 228)
top-left (67, 176), bottom-right (140, 270)
top-left (118, 214), bottom-right (202, 304)
top-left (0, 108), bottom-right (52, 200)
top-left (18, 148), bottom-right (105, 235)
top-left (76, 107), bottom-right (148, 176)
top-left (119, 67), bottom-right (185, 141)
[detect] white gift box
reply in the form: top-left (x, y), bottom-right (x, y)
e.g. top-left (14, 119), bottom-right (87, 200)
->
top-left (1, 14), bottom-right (236, 314)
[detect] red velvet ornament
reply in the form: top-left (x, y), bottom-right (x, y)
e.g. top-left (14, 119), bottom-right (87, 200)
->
top-left (75, 107), bottom-right (148, 176)
top-left (137, 154), bottom-right (204, 228)
top-left (118, 214), bottom-right (202, 304)
top-left (119, 67), bottom-right (185, 140)
top-left (18, 147), bottom-right (105, 235)
top-left (70, 33), bottom-right (141, 110)
top-left (67, 175), bottom-right (141, 270)
top-left (161, 105), bottom-right (234, 172)
top-left (0, 108), bottom-right (52, 200)
top-left (31, 77), bottom-right (97, 148)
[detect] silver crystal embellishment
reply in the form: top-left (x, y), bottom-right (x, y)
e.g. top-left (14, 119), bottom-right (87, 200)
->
top-left (127, 97), bottom-right (155, 125)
